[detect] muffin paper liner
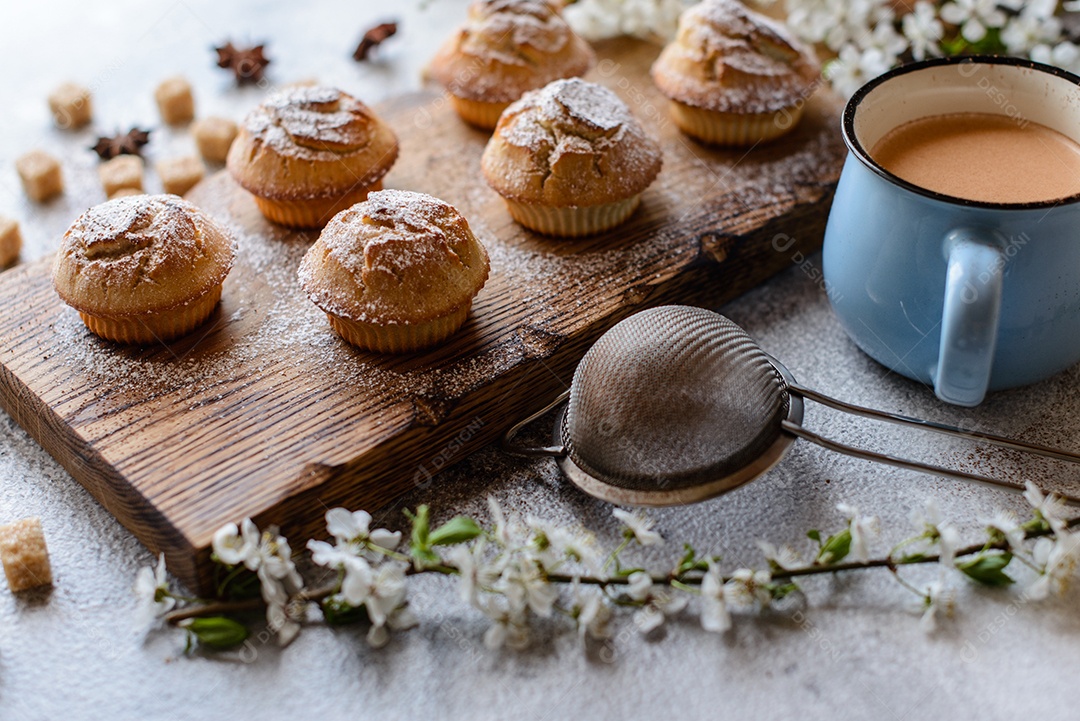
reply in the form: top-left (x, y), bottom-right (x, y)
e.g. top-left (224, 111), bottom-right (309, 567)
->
top-left (78, 284), bottom-right (223, 345)
top-left (253, 180), bottom-right (383, 229)
top-left (449, 96), bottom-right (511, 131)
top-left (326, 303), bottom-right (471, 353)
top-left (502, 195), bottom-right (641, 237)
top-left (668, 101), bottom-right (805, 146)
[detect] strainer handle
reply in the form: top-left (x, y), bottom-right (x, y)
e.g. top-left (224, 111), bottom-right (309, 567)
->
top-left (780, 420), bottom-right (1080, 506)
top-left (500, 390), bottom-right (569, 458)
top-left (788, 382), bottom-right (1080, 464)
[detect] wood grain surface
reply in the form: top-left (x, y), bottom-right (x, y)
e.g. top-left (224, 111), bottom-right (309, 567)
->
top-left (0, 38), bottom-right (846, 590)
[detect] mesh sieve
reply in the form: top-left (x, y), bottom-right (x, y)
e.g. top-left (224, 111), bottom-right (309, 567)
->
top-left (562, 306), bottom-right (790, 492)
top-left (502, 305), bottom-right (1080, 508)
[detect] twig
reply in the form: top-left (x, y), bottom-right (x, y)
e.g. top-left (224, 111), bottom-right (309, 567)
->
top-left (164, 515), bottom-right (1080, 624)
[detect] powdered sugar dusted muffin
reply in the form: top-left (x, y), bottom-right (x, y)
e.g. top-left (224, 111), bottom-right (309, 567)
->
top-left (430, 0), bottom-right (595, 130)
top-left (227, 85), bottom-right (398, 228)
top-left (481, 78), bottom-right (663, 236)
top-left (298, 190), bottom-right (490, 353)
top-left (651, 0), bottom-right (820, 146)
top-left (52, 194), bottom-right (235, 344)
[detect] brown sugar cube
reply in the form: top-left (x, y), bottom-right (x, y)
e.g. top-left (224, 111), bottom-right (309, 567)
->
top-left (47, 82), bottom-right (93, 129)
top-left (0, 517), bottom-right (53, 592)
top-left (0, 216), bottom-right (22, 267)
top-left (109, 187), bottom-right (144, 199)
top-left (156, 155), bottom-right (205, 196)
top-left (98, 155), bottom-right (144, 197)
top-left (191, 117), bottom-right (238, 163)
top-left (154, 76), bottom-right (195, 125)
top-left (15, 150), bottom-right (63, 202)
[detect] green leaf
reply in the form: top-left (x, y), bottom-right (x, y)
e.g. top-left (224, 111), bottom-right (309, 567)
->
top-left (770, 582), bottom-right (800, 601)
top-left (896, 552), bottom-right (929, 564)
top-left (406, 505), bottom-right (435, 564)
top-left (806, 529), bottom-right (822, 544)
top-left (186, 616), bottom-right (249, 650)
top-left (1021, 516), bottom-right (1050, 534)
top-left (213, 563), bottom-right (261, 601)
top-left (676, 544), bottom-right (709, 575)
top-left (817, 528), bottom-right (851, 565)
top-left (321, 597), bottom-right (370, 626)
top-left (957, 552), bottom-right (1015, 587)
top-left (615, 566), bottom-right (645, 578)
top-left (428, 516), bottom-right (483, 546)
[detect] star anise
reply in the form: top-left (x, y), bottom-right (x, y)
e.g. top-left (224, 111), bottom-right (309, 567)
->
top-left (353, 22), bottom-right (398, 61)
top-left (214, 41), bottom-right (271, 84)
top-left (91, 127), bottom-right (152, 160)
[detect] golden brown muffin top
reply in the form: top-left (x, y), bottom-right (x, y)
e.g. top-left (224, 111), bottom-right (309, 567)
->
top-left (227, 85), bottom-right (398, 199)
top-left (481, 78), bottom-right (663, 207)
top-left (651, 0), bottom-right (820, 114)
top-left (52, 194), bottom-right (235, 317)
top-left (430, 0), bottom-right (595, 103)
top-left (298, 190), bottom-right (490, 326)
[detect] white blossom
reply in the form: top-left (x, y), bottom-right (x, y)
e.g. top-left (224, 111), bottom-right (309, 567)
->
top-left (212, 518), bottom-right (260, 569)
top-left (336, 555), bottom-right (411, 647)
top-left (838, 503), bottom-right (880, 562)
top-left (481, 600), bottom-right (530, 650)
top-left (496, 561), bottom-right (557, 618)
top-left (254, 526), bottom-right (305, 646)
top-left (563, 0), bottom-right (691, 42)
top-left (306, 539), bottom-right (355, 569)
top-left (212, 518), bottom-right (305, 646)
top-left (626, 570), bottom-right (653, 601)
top-left (613, 508), bottom-right (663, 546)
top-left (446, 539), bottom-right (500, 607)
top-left (724, 568), bottom-right (773, 608)
top-left (919, 579), bottom-right (954, 633)
top-left (910, 498), bottom-right (960, 568)
top-left (826, 44), bottom-right (894, 98)
top-left (981, 510), bottom-right (1026, 549)
top-left (700, 560), bottom-right (731, 633)
top-left (865, 12), bottom-right (910, 61)
top-left (133, 553), bottom-right (174, 629)
top-left (1028, 531), bottom-right (1080, 600)
top-left (939, 0), bottom-right (1007, 44)
top-left (1001, 1), bottom-right (1061, 55)
top-left (902, 1), bottom-right (945, 60)
top-left (626, 571), bottom-right (687, 632)
top-left (563, 0), bottom-right (627, 41)
top-left (487, 497), bottom-right (516, 547)
top-left (325, 508), bottom-right (401, 555)
top-left (1031, 41), bottom-right (1080, 74)
top-left (527, 517), bottom-right (602, 573)
top-left (757, 540), bottom-right (802, 570)
top-left (1024, 482), bottom-right (1068, 532)
top-left (572, 580), bottom-right (612, 640)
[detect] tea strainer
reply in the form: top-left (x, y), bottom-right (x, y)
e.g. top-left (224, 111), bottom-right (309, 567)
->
top-left (502, 305), bottom-right (1080, 506)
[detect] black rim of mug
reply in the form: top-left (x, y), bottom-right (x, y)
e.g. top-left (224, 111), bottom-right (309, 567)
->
top-left (843, 55), bottom-right (1080, 211)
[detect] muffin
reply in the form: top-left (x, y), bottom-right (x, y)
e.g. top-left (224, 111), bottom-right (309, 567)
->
top-left (481, 78), bottom-right (663, 236)
top-left (298, 190), bottom-right (490, 353)
top-left (430, 0), bottom-right (595, 130)
top-left (651, 0), bottom-right (820, 146)
top-left (227, 85), bottom-right (398, 228)
top-left (52, 194), bottom-right (235, 344)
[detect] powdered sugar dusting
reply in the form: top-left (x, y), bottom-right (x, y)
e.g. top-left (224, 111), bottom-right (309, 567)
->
top-left (483, 78), bottom-right (663, 204)
top-left (652, 0), bottom-right (821, 114)
top-left (432, 0), bottom-right (594, 102)
top-left (298, 189), bottom-right (488, 324)
top-left (241, 86), bottom-right (380, 159)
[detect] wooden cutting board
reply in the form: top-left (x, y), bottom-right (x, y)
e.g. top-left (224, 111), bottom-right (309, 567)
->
top-left (0, 38), bottom-right (845, 590)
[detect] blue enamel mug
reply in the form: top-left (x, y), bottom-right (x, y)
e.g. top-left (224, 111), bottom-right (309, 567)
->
top-left (823, 56), bottom-right (1080, 407)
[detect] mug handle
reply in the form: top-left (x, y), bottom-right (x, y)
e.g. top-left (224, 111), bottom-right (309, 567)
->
top-left (935, 229), bottom-right (1005, 406)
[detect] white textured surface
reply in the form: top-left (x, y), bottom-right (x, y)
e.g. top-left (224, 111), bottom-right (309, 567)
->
top-left (2, 2), bottom-right (1080, 720)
